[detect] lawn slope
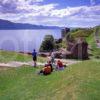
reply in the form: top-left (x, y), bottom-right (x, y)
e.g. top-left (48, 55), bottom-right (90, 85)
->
top-left (0, 60), bottom-right (100, 100)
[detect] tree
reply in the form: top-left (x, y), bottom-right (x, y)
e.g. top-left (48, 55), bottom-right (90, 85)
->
top-left (39, 35), bottom-right (55, 52)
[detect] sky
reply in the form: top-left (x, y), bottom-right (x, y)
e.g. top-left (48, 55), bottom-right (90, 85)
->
top-left (0, 0), bottom-right (100, 27)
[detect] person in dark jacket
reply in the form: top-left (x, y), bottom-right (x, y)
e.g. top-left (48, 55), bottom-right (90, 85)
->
top-left (32, 49), bottom-right (37, 67)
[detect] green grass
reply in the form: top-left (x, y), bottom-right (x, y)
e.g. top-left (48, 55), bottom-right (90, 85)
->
top-left (0, 50), bottom-right (46, 63)
top-left (0, 60), bottom-right (100, 100)
top-left (86, 34), bottom-right (100, 59)
top-left (70, 29), bottom-right (93, 38)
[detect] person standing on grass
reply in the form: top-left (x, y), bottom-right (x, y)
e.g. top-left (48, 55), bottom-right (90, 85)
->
top-left (32, 49), bottom-right (37, 67)
top-left (50, 51), bottom-right (56, 69)
top-left (51, 52), bottom-right (55, 65)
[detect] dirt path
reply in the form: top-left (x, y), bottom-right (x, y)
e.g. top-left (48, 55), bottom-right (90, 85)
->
top-left (0, 61), bottom-right (44, 67)
top-left (0, 59), bottom-right (80, 68)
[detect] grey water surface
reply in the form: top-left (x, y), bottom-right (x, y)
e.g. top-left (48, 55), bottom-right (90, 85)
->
top-left (0, 29), bottom-right (61, 52)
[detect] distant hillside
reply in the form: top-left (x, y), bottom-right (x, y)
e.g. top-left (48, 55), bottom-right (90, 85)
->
top-left (0, 19), bottom-right (61, 29)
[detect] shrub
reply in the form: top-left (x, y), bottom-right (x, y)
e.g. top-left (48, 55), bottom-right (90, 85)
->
top-left (39, 35), bottom-right (55, 52)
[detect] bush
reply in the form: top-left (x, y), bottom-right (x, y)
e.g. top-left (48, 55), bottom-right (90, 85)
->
top-left (39, 35), bottom-right (55, 52)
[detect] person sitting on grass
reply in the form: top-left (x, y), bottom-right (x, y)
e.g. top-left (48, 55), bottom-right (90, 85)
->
top-left (56, 60), bottom-right (64, 70)
top-left (38, 61), bottom-right (53, 75)
top-left (45, 61), bottom-right (53, 72)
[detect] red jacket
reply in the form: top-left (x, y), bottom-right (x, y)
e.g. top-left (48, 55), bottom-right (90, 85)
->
top-left (57, 61), bottom-right (63, 68)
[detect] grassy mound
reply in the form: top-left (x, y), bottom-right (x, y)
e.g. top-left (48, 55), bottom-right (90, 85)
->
top-left (71, 28), bottom-right (93, 38)
top-left (0, 60), bottom-right (100, 100)
top-left (70, 26), bottom-right (100, 59)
